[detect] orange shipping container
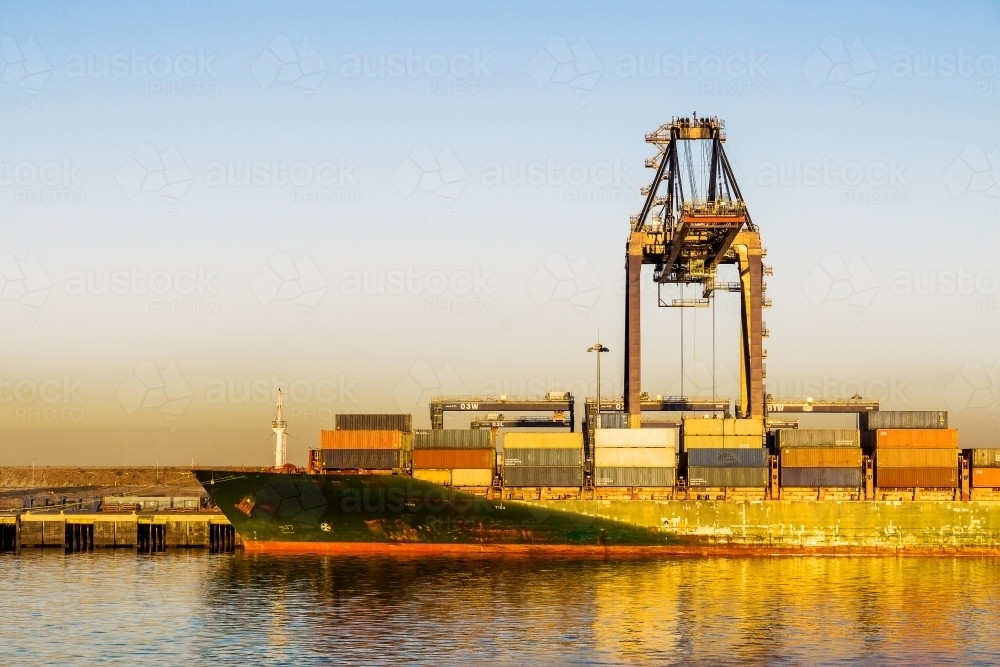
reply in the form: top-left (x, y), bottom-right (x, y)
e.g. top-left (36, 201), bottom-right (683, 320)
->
top-left (412, 449), bottom-right (494, 469)
top-left (875, 448), bottom-right (958, 468)
top-left (321, 430), bottom-right (402, 449)
top-left (780, 448), bottom-right (862, 468)
top-left (868, 429), bottom-right (959, 449)
top-left (875, 466), bottom-right (957, 488)
top-left (972, 468), bottom-right (1000, 488)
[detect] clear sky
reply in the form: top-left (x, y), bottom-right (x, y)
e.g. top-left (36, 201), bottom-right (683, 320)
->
top-left (1, 0), bottom-right (998, 465)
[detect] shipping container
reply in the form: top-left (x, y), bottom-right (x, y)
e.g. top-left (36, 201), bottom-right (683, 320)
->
top-left (413, 469), bottom-right (451, 485)
top-left (503, 432), bottom-right (584, 449)
top-left (594, 447), bottom-right (676, 467)
top-left (321, 448), bottom-right (399, 469)
top-left (875, 466), bottom-right (958, 488)
top-left (503, 448), bottom-right (583, 467)
top-left (598, 412), bottom-right (629, 429)
top-left (683, 435), bottom-right (763, 449)
top-left (451, 469), bottom-right (494, 486)
top-left (413, 429), bottom-right (493, 450)
top-left (321, 430), bottom-right (403, 450)
top-left (593, 467), bottom-right (676, 487)
top-left (594, 428), bottom-right (678, 449)
top-left (683, 417), bottom-right (764, 437)
top-left (502, 466), bottom-right (583, 487)
top-left (775, 429), bottom-right (860, 448)
top-left (686, 448), bottom-right (768, 467)
top-left (336, 413), bottom-right (413, 432)
top-left (864, 429), bottom-right (959, 449)
top-left (687, 466), bottom-right (769, 487)
top-left (780, 448), bottom-right (863, 468)
top-left (971, 449), bottom-right (1000, 468)
top-left (412, 449), bottom-right (494, 469)
top-left (971, 468), bottom-right (1000, 488)
top-left (860, 411), bottom-right (948, 430)
top-left (875, 448), bottom-right (959, 468)
top-left (780, 467), bottom-right (863, 487)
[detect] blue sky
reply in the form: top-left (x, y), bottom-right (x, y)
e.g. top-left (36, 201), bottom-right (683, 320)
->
top-left (1, 0), bottom-right (998, 464)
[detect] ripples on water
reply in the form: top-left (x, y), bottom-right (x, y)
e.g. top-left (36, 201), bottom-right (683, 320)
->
top-left (1, 552), bottom-right (999, 666)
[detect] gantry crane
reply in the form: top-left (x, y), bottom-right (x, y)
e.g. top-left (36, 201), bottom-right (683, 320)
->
top-left (623, 115), bottom-right (769, 426)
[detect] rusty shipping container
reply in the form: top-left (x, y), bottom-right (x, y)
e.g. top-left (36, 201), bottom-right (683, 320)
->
top-left (860, 411), bottom-right (948, 430)
top-left (875, 466), bottom-right (958, 488)
top-left (971, 449), bottom-right (1000, 468)
top-left (780, 467), bottom-right (863, 488)
top-left (972, 468), bottom-right (1000, 488)
top-left (503, 448), bottom-right (583, 467)
top-left (321, 448), bottom-right (399, 469)
top-left (504, 432), bottom-right (584, 449)
top-left (780, 448), bottom-right (863, 468)
top-left (775, 429), bottom-right (860, 448)
top-left (502, 466), bottom-right (582, 487)
top-left (321, 430), bottom-right (403, 449)
top-left (412, 449), bottom-right (494, 469)
top-left (413, 429), bottom-right (493, 449)
top-left (864, 429), bottom-right (959, 449)
top-left (336, 414), bottom-right (412, 432)
top-left (686, 448), bottom-right (768, 468)
top-left (875, 448), bottom-right (959, 468)
top-left (594, 428), bottom-right (678, 449)
top-left (593, 467), bottom-right (676, 487)
top-left (687, 466), bottom-right (768, 487)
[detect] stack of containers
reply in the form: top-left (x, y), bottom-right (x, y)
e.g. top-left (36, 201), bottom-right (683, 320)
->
top-left (683, 418), bottom-right (767, 487)
top-left (971, 449), bottom-right (1000, 488)
top-left (411, 429), bottom-right (495, 487)
top-left (593, 428), bottom-right (677, 487)
top-left (776, 429), bottom-right (862, 487)
top-left (503, 432), bottom-right (583, 487)
top-left (319, 429), bottom-right (403, 471)
top-left (861, 411), bottom-right (958, 488)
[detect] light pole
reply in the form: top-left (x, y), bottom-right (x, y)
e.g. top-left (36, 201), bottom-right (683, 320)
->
top-left (588, 339), bottom-right (609, 429)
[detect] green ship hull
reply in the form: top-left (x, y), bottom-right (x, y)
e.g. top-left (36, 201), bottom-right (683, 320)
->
top-left (195, 470), bottom-right (1000, 554)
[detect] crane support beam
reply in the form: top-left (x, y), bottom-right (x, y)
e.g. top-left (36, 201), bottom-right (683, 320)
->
top-left (624, 232), bottom-right (644, 427)
top-left (735, 233), bottom-right (764, 419)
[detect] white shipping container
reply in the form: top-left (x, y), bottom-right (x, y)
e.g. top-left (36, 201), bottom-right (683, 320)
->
top-left (594, 428), bottom-right (678, 449)
top-left (594, 447), bottom-right (676, 467)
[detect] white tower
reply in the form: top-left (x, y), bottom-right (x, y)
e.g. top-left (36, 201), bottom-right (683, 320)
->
top-left (272, 389), bottom-right (287, 469)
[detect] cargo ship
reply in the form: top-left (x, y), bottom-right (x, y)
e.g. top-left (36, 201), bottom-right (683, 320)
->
top-left (197, 116), bottom-right (1000, 554)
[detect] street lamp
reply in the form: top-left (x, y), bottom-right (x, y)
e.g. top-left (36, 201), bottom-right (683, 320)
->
top-left (588, 339), bottom-right (609, 429)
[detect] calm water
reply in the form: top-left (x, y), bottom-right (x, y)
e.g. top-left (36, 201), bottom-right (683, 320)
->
top-left (1, 552), bottom-right (999, 666)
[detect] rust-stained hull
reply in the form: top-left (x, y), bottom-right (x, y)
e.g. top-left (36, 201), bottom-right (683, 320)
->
top-left (195, 470), bottom-right (1000, 554)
